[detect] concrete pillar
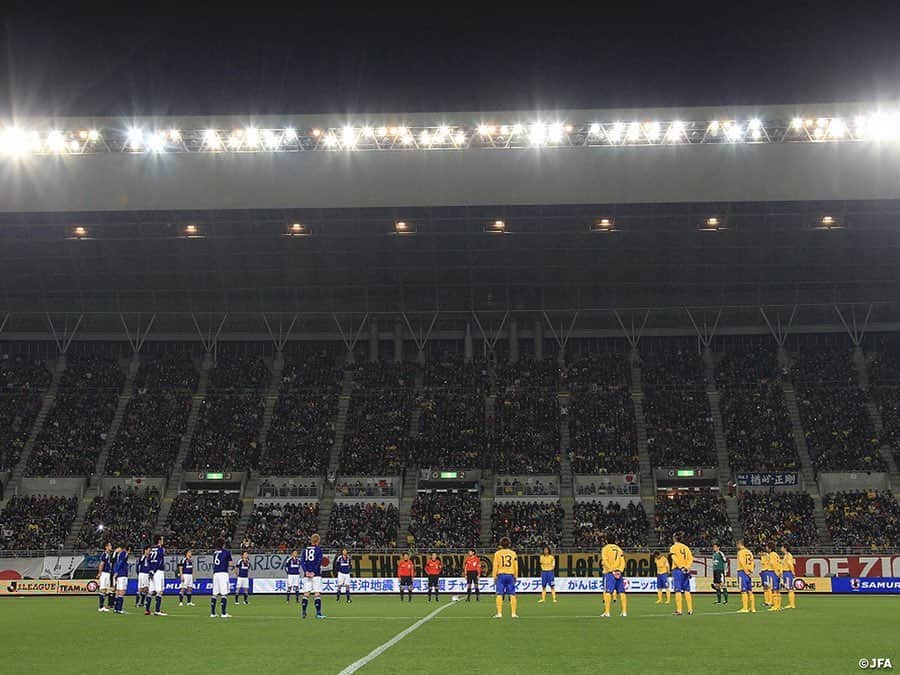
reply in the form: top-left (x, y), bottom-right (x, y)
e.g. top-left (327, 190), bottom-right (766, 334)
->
top-left (344, 346), bottom-right (355, 366)
top-left (129, 352), bottom-right (141, 377)
top-left (393, 319), bottom-right (404, 363)
top-left (57, 353), bottom-right (68, 372)
top-left (629, 346), bottom-right (640, 365)
top-left (702, 345), bottom-right (713, 369)
top-left (273, 349), bottom-right (285, 371)
top-left (533, 320), bottom-right (544, 361)
top-left (557, 343), bottom-right (566, 367)
top-left (508, 317), bottom-right (519, 364)
top-left (368, 317), bottom-right (379, 363)
top-left (464, 323), bottom-right (473, 363)
top-left (777, 344), bottom-right (790, 370)
top-left (417, 348), bottom-right (426, 366)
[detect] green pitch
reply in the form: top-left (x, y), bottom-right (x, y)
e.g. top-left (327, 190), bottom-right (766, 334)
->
top-left (1, 594), bottom-right (896, 673)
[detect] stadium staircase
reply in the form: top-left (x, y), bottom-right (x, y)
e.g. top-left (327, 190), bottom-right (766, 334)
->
top-left (704, 359), bottom-right (742, 541)
top-left (153, 353), bottom-right (212, 534)
top-left (0, 356), bottom-right (65, 509)
top-left (781, 380), bottom-right (833, 546)
top-left (316, 369), bottom-right (353, 537)
top-left (63, 357), bottom-right (140, 549)
top-left (558, 389), bottom-right (575, 547)
top-left (479, 393), bottom-right (497, 547)
top-left (399, 471), bottom-right (418, 547)
top-left (630, 358), bottom-right (658, 547)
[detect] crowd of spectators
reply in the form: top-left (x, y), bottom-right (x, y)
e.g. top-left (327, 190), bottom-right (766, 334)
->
top-left (495, 358), bottom-right (560, 390)
top-left (575, 479), bottom-right (640, 497)
top-left (563, 353), bottom-right (631, 389)
top-left (258, 480), bottom-right (319, 498)
top-left (407, 491), bottom-right (480, 549)
top-left (185, 354), bottom-right (268, 471)
top-left (824, 491), bottom-right (900, 549)
top-left (409, 390), bottom-right (488, 469)
top-left (491, 501), bottom-right (564, 548)
top-left (874, 386), bottom-right (900, 466)
top-left (640, 348), bottom-right (706, 388)
top-left (738, 491), bottom-right (819, 548)
top-left (654, 492), bottom-right (734, 547)
top-left (573, 501), bottom-right (648, 549)
top-left (714, 344), bottom-right (780, 385)
top-left (0, 352), bottom-right (52, 471)
top-left (164, 491), bottom-right (242, 550)
top-left (105, 354), bottom-right (197, 476)
top-left (263, 388), bottom-right (338, 475)
top-left (569, 387), bottom-right (639, 474)
top-left (643, 387), bottom-right (716, 467)
top-left (719, 384), bottom-right (799, 472)
top-left (796, 386), bottom-right (884, 472)
top-left (244, 501), bottom-right (320, 550)
top-left (76, 487), bottom-right (160, 549)
top-left (341, 390), bottom-right (411, 475)
top-left (492, 390), bottom-right (560, 473)
top-left (424, 354), bottom-right (488, 390)
top-left (26, 354), bottom-right (124, 476)
top-left (0, 495), bottom-right (77, 550)
top-left (327, 502), bottom-right (399, 548)
top-left (790, 348), bottom-right (857, 386)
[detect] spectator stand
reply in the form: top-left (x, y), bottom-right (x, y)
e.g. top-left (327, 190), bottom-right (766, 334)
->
top-left (332, 476), bottom-right (399, 506)
top-left (257, 477), bottom-right (322, 500)
top-left (573, 474), bottom-right (641, 504)
top-left (494, 475), bottom-right (559, 501)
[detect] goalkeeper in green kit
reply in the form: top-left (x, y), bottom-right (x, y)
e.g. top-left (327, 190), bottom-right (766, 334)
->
top-left (712, 543), bottom-right (729, 605)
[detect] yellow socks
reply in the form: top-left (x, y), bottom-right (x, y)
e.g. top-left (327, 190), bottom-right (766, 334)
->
top-left (666, 590), bottom-right (671, 603)
top-left (749, 591), bottom-right (756, 612)
top-left (495, 596), bottom-right (503, 616)
top-left (603, 592), bottom-right (611, 614)
top-left (510, 596), bottom-right (518, 616)
top-left (788, 591), bottom-right (795, 608)
top-left (551, 589), bottom-right (556, 602)
top-left (773, 592), bottom-right (781, 610)
top-left (764, 588), bottom-right (771, 605)
top-left (656, 590), bottom-right (663, 603)
top-left (685, 592), bottom-right (693, 613)
top-left (541, 590), bottom-right (546, 602)
top-left (741, 593), bottom-right (748, 611)
top-left (675, 594), bottom-right (683, 613)
top-left (620, 594), bottom-right (628, 614)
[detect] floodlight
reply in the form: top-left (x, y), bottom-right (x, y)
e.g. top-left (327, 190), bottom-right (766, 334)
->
top-left (791, 117), bottom-right (803, 130)
top-left (626, 122), bottom-right (641, 141)
top-left (245, 127), bottom-right (261, 148)
top-left (547, 123), bottom-right (564, 142)
top-left (127, 127), bottom-right (143, 149)
top-left (341, 126), bottom-right (356, 148)
top-left (203, 129), bottom-right (221, 148)
top-left (530, 123), bottom-right (547, 145)
top-left (87, 129), bottom-right (100, 141)
top-left (511, 123), bottom-right (524, 135)
top-left (589, 123), bottom-right (601, 135)
top-left (46, 130), bottom-right (66, 153)
top-left (645, 121), bottom-right (660, 141)
top-left (283, 127), bottom-right (298, 140)
top-left (829, 118), bottom-right (845, 138)
top-left (454, 131), bottom-right (466, 145)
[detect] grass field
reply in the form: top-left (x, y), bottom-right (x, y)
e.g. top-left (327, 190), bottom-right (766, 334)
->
top-left (1, 594), bottom-right (896, 673)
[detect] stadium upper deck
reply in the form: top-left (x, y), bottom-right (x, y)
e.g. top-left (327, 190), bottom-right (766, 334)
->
top-left (2, 102), bottom-right (900, 212)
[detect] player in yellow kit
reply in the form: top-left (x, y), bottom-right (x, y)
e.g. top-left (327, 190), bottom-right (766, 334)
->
top-left (736, 539), bottom-right (756, 613)
top-left (601, 537), bottom-right (627, 617)
top-left (759, 545), bottom-right (772, 606)
top-left (538, 545), bottom-right (557, 603)
top-left (781, 544), bottom-right (797, 609)
top-left (669, 533), bottom-right (694, 616)
top-left (654, 551), bottom-right (671, 604)
top-left (493, 536), bottom-right (519, 619)
top-left (767, 546), bottom-right (783, 611)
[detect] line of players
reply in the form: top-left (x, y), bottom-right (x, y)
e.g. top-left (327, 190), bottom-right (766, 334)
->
top-left (95, 533), bottom-right (327, 618)
top-left (95, 532), bottom-right (799, 619)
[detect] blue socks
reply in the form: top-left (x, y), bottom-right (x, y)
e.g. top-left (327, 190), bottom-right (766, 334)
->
top-left (221, 598), bottom-right (227, 615)
top-left (211, 598), bottom-right (217, 614)
top-left (315, 598), bottom-right (322, 616)
top-left (155, 595), bottom-right (162, 613)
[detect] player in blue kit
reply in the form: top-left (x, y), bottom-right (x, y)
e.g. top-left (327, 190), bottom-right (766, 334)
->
top-left (284, 550), bottom-right (302, 603)
top-left (211, 539), bottom-right (233, 618)
top-left (301, 533), bottom-right (325, 619)
top-left (97, 542), bottom-right (114, 612)
top-left (136, 545), bottom-right (151, 608)
top-left (178, 550), bottom-right (195, 606)
top-left (335, 548), bottom-right (352, 603)
top-left (112, 545), bottom-right (130, 614)
top-left (146, 535), bottom-right (167, 616)
top-left (235, 551), bottom-right (251, 605)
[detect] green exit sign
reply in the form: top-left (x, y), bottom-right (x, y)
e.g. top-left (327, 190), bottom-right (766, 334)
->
top-left (676, 469), bottom-right (696, 477)
top-left (439, 471), bottom-right (459, 479)
top-left (204, 472), bottom-right (224, 480)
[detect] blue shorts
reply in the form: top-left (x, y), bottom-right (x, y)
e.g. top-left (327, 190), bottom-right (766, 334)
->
top-left (738, 571), bottom-right (752, 592)
top-left (604, 572), bottom-right (625, 594)
top-left (761, 572), bottom-right (771, 589)
top-left (540, 571), bottom-right (555, 588)
top-left (672, 568), bottom-right (691, 593)
top-left (656, 574), bottom-right (669, 591)
top-left (495, 573), bottom-right (516, 596)
top-left (770, 574), bottom-right (780, 591)
top-left (782, 572), bottom-right (794, 589)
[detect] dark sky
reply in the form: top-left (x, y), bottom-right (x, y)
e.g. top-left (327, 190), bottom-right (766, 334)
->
top-left (2, 4), bottom-right (900, 117)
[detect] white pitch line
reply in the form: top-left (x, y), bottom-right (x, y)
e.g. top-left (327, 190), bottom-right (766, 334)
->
top-left (337, 600), bottom-right (456, 675)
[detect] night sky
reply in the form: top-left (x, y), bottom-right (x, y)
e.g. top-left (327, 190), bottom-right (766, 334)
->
top-left (2, 5), bottom-right (900, 118)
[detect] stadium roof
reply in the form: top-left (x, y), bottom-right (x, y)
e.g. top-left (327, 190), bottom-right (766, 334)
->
top-left (2, 102), bottom-right (900, 212)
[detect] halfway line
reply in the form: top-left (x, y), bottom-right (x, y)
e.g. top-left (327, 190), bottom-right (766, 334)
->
top-left (337, 600), bottom-right (456, 674)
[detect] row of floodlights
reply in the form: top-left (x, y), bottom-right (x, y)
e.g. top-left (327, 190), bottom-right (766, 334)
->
top-left (62, 215), bottom-right (841, 240)
top-left (2, 113), bottom-right (900, 156)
